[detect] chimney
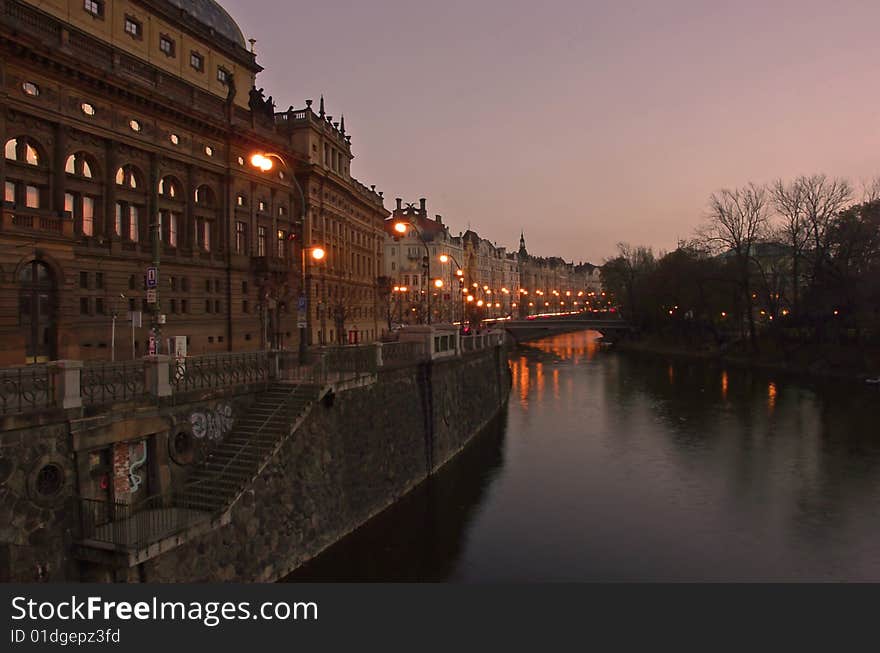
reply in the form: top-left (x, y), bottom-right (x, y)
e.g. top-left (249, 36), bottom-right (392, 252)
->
top-left (395, 198), bottom-right (402, 211)
top-left (419, 198), bottom-right (426, 214)
top-left (435, 214), bottom-right (443, 224)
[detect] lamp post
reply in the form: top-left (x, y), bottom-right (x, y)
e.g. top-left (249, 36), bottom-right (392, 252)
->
top-left (248, 151), bottom-right (309, 360)
top-left (439, 253), bottom-right (465, 326)
top-left (311, 246), bottom-right (327, 345)
top-left (390, 218), bottom-right (433, 325)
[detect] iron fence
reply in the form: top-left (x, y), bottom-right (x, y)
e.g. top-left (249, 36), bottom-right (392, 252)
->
top-left (80, 361), bottom-right (146, 406)
top-left (79, 492), bottom-right (209, 550)
top-left (0, 365), bottom-right (53, 415)
top-left (380, 341), bottom-right (427, 367)
top-left (169, 351), bottom-right (270, 392)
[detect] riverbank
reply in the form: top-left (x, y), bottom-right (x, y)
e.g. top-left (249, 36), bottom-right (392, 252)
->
top-left (613, 335), bottom-right (880, 383)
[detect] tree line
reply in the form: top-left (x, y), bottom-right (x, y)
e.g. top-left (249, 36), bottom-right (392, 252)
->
top-left (602, 175), bottom-right (880, 351)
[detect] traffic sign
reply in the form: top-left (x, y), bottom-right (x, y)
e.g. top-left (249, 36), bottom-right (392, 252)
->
top-left (146, 267), bottom-right (158, 289)
top-left (297, 295), bottom-right (307, 311)
top-left (146, 289), bottom-right (157, 304)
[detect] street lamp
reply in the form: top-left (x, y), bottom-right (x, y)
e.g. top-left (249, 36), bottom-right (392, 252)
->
top-left (388, 217), bottom-right (433, 325)
top-left (249, 151), bottom-right (310, 359)
top-left (310, 246), bottom-right (327, 345)
top-left (438, 253), bottom-right (466, 326)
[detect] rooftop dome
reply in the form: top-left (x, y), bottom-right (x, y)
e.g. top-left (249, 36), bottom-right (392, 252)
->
top-left (166, 0), bottom-right (246, 49)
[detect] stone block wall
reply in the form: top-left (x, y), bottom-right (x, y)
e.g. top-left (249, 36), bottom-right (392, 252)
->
top-left (0, 421), bottom-right (78, 582)
top-left (141, 347), bottom-right (511, 582)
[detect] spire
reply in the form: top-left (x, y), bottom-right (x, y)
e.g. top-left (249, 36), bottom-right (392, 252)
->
top-left (519, 231), bottom-right (528, 257)
top-left (340, 114), bottom-right (345, 134)
top-left (319, 95), bottom-right (325, 117)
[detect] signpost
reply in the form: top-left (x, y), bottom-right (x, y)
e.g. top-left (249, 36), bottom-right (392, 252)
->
top-left (146, 266), bottom-right (157, 288)
top-left (297, 294), bottom-right (307, 329)
top-left (146, 289), bottom-right (157, 304)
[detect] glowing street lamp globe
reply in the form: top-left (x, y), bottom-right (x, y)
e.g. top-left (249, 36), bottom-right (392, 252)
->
top-left (250, 153), bottom-right (273, 172)
top-left (434, 279), bottom-right (444, 288)
top-left (439, 254), bottom-right (449, 263)
top-left (311, 247), bottom-right (325, 261)
top-left (394, 222), bottom-right (407, 234)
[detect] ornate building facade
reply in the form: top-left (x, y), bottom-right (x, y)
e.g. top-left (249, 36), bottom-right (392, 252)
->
top-left (0, 0), bottom-right (386, 365)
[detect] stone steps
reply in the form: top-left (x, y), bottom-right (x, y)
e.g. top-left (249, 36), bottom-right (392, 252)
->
top-left (179, 383), bottom-right (321, 514)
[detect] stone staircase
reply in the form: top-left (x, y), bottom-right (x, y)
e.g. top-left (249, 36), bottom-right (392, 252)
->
top-left (181, 382), bottom-right (322, 513)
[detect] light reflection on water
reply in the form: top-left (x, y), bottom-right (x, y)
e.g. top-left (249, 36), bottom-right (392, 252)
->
top-left (288, 331), bottom-right (880, 582)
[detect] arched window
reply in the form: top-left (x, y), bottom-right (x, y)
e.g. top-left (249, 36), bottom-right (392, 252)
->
top-left (194, 184), bottom-right (215, 206)
top-left (193, 185), bottom-right (218, 253)
top-left (64, 152), bottom-right (95, 179)
top-left (158, 176), bottom-right (184, 248)
top-left (64, 152), bottom-right (101, 237)
top-left (115, 165), bottom-right (141, 189)
top-left (4, 137), bottom-right (41, 166)
top-left (158, 176), bottom-right (180, 198)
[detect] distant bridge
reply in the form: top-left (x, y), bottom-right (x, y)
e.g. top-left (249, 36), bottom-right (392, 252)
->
top-left (501, 315), bottom-right (633, 343)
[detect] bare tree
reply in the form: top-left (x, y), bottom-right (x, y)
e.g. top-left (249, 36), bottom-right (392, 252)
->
top-left (699, 183), bottom-right (770, 349)
top-left (800, 175), bottom-right (852, 285)
top-left (860, 176), bottom-right (880, 204)
top-left (771, 178), bottom-right (809, 316)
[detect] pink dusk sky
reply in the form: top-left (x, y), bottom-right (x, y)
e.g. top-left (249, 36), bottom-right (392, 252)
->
top-left (224, 0), bottom-right (880, 263)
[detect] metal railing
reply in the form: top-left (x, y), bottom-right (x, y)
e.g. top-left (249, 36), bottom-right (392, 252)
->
top-left (380, 341), bottom-right (427, 367)
top-left (170, 351), bottom-right (270, 392)
top-left (79, 492), bottom-right (209, 550)
top-left (279, 346), bottom-right (378, 385)
top-left (80, 361), bottom-right (147, 406)
top-left (0, 365), bottom-right (53, 415)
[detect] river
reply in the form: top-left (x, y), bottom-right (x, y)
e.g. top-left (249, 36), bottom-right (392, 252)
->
top-left (287, 331), bottom-right (880, 581)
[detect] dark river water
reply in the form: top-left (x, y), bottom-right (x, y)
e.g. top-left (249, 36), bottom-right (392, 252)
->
top-left (288, 331), bottom-right (880, 582)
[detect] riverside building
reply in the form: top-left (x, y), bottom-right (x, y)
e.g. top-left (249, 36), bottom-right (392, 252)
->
top-left (0, 0), bottom-right (386, 365)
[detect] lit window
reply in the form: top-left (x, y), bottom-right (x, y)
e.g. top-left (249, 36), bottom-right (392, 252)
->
top-left (204, 145), bottom-right (213, 157)
top-left (65, 155), bottom-right (75, 174)
top-left (115, 203), bottom-right (123, 236)
top-left (235, 221), bottom-right (247, 254)
top-left (258, 200), bottom-right (266, 212)
top-left (278, 206), bottom-right (286, 216)
top-left (236, 156), bottom-right (244, 165)
top-left (81, 103), bottom-right (95, 116)
top-left (22, 82), bottom-right (39, 97)
top-left (116, 166), bottom-right (140, 189)
top-left (64, 192), bottom-right (74, 215)
top-left (4, 138), bottom-right (15, 160)
top-left (169, 133), bottom-right (179, 145)
top-left (6, 181), bottom-right (16, 204)
top-left (159, 35), bottom-right (175, 57)
top-left (190, 52), bottom-right (204, 72)
top-left (168, 213), bottom-right (178, 247)
top-left (82, 197), bottom-right (94, 236)
top-left (25, 185), bottom-right (39, 209)
top-left (25, 144), bottom-right (38, 166)
top-left (202, 221), bottom-right (211, 252)
top-left (129, 206), bottom-right (139, 242)
top-left (258, 226), bottom-right (266, 257)
top-left (82, 160), bottom-right (92, 178)
top-left (83, 0), bottom-right (103, 18)
top-left (236, 195), bottom-right (244, 207)
top-left (124, 16), bottom-right (141, 39)
top-left (277, 230), bottom-right (286, 259)
top-left (129, 119), bottom-right (141, 132)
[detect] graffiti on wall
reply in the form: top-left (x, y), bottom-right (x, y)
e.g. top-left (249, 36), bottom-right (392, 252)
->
top-left (190, 403), bottom-right (234, 441)
top-left (128, 440), bottom-right (147, 493)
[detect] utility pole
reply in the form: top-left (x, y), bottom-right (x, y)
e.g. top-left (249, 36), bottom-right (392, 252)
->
top-left (149, 154), bottom-right (160, 355)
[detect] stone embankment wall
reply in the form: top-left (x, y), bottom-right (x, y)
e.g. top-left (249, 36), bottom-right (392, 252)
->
top-left (142, 347), bottom-right (511, 582)
top-left (0, 388), bottom-right (262, 582)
